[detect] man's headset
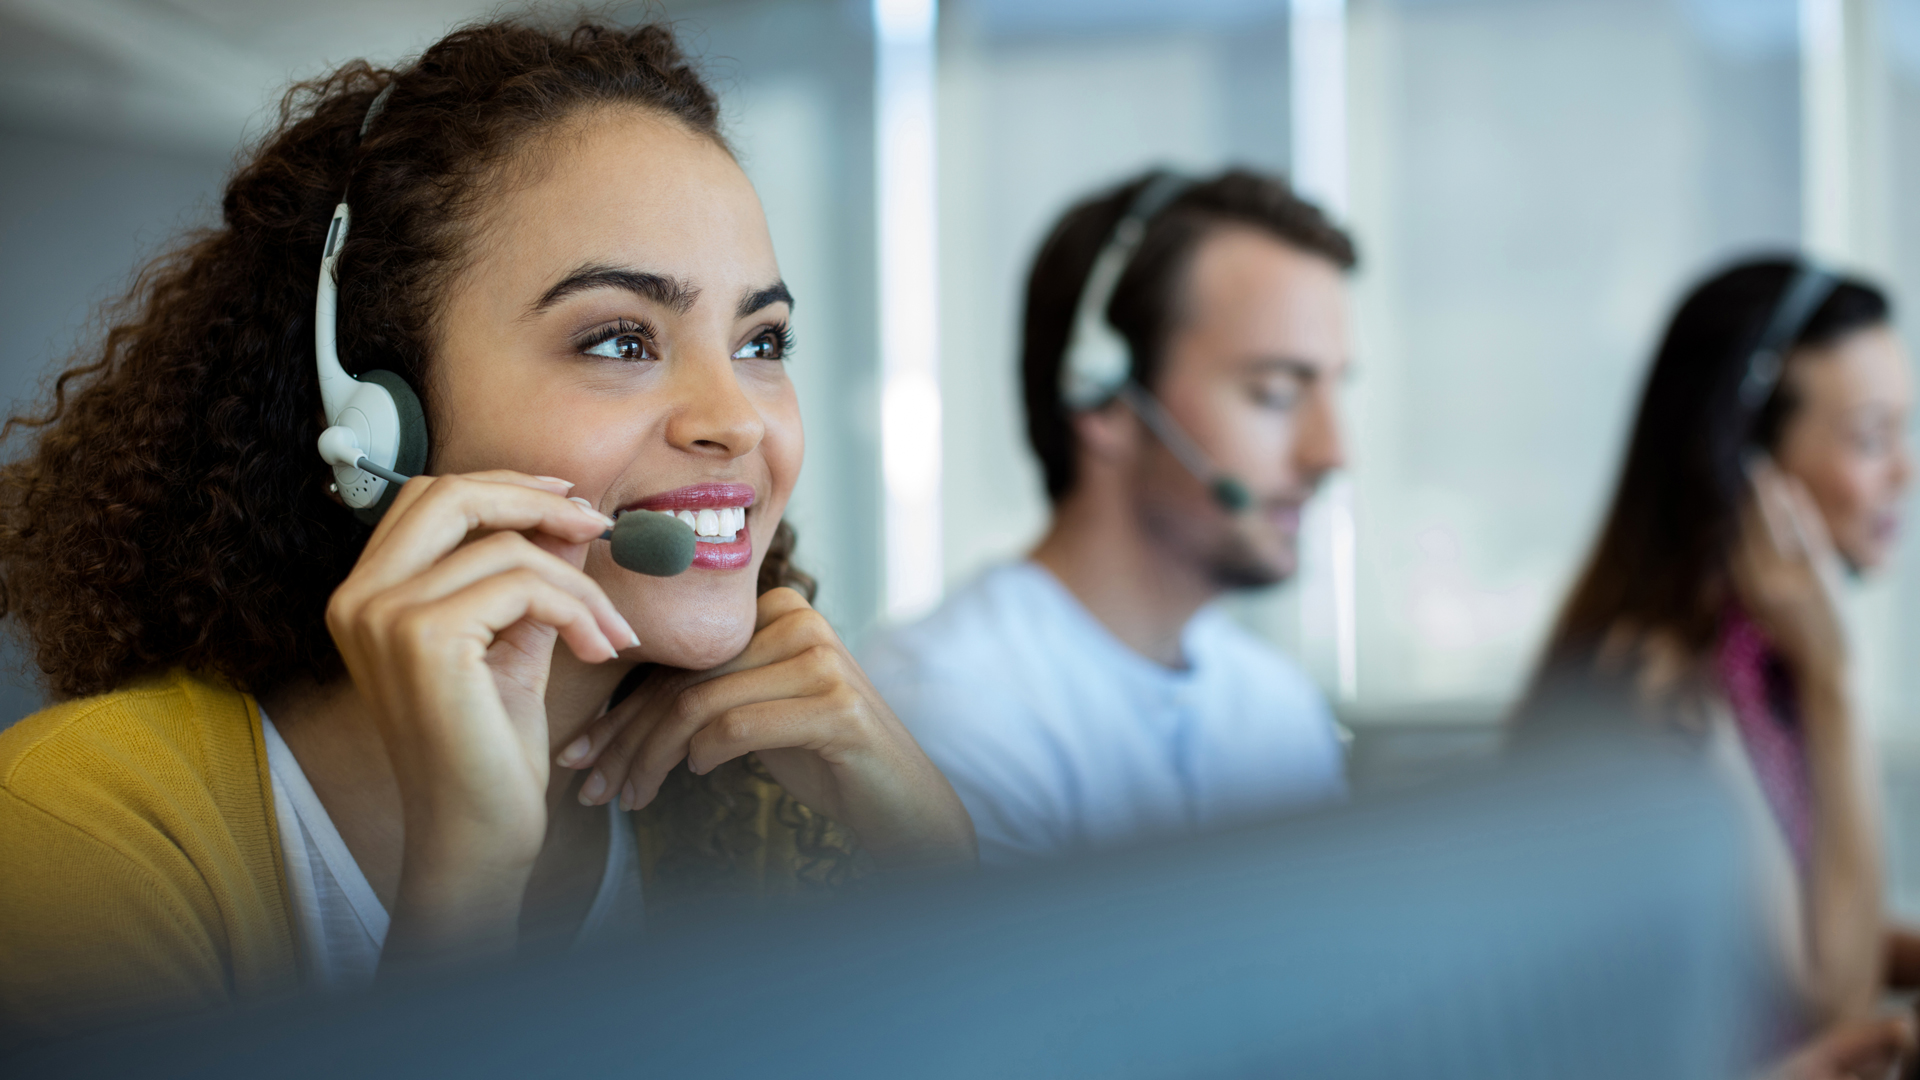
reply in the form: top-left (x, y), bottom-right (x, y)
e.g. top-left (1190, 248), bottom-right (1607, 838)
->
top-left (310, 85), bottom-right (695, 577)
top-left (1059, 173), bottom-right (1253, 513)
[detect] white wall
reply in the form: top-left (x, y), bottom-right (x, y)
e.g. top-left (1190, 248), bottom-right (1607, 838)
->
top-left (1343, 0), bottom-right (1803, 716)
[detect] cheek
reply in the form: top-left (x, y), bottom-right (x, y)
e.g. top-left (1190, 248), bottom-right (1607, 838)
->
top-left (1218, 403), bottom-right (1295, 479)
top-left (1804, 459), bottom-right (1881, 537)
top-left (430, 371), bottom-right (628, 484)
top-left (758, 389), bottom-right (805, 495)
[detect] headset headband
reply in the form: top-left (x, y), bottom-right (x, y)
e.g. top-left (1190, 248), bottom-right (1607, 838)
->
top-left (1059, 172), bottom-right (1195, 411)
top-left (1737, 263), bottom-right (1840, 413)
top-left (314, 78), bottom-right (430, 519)
top-left (360, 84), bottom-right (394, 139)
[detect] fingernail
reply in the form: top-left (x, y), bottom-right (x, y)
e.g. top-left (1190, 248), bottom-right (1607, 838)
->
top-left (558, 735), bottom-right (591, 768)
top-left (620, 781), bottom-right (635, 812)
top-left (569, 497), bottom-right (617, 528)
top-left (580, 772), bottom-right (606, 804)
top-left (536, 476), bottom-right (575, 488)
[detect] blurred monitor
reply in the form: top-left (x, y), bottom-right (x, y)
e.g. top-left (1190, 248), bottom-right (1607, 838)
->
top-left (18, 736), bottom-right (1769, 1080)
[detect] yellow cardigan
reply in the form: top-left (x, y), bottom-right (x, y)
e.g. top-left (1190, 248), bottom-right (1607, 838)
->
top-left (0, 669), bottom-right (861, 1048)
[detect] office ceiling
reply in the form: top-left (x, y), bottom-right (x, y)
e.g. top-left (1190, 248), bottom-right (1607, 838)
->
top-left (0, 0), bottom-right (706, 154)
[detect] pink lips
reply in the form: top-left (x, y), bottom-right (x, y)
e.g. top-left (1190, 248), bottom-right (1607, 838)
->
top-left (623, 483), bottom-right (756, 571)
top-left (627, 483), bottom-right (756, 513)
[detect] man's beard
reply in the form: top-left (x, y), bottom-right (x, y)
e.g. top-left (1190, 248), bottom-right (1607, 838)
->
top-left (1202, 526), bottom-right (1291, 590)
top-left (1140, 493), bottom-right (1295, 590)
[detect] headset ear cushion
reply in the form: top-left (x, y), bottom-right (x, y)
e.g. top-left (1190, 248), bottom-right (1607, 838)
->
top-left (352, 369), bottom-right (431, 526)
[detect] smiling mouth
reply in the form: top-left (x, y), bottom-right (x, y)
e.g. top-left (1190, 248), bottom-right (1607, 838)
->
top-left (620, 483), bottom-right (756, 569)
top-left (661, 505), bottom-right (744, 543)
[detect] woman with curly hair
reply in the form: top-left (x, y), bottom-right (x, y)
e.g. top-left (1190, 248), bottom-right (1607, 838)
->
top-left (0, 13), bottom-right (974, 1046)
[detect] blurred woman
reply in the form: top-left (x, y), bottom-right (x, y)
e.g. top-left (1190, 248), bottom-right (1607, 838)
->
top-left (0, 14), bottom-right (973, 1047)
top-left (1526, 258), bottom-right (1913, 1076)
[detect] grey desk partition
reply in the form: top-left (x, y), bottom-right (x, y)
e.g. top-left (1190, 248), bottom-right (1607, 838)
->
top-left (16, 736), bottom-right (1770, 1079)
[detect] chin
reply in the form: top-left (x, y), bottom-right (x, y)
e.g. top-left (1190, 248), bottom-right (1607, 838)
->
top-left (1839, 542), bottom-right (1886, 577)
top-left (593, 550), bottom-right (761, 671)
top-left (1208, 539), bottom-right (1294, 590)
top-left (635, 605), bottom-right (756, 670)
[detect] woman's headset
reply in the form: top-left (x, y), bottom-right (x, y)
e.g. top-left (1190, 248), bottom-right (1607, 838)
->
top-left (1737, 261), bottom-right (1840, 420)
top-left (307, 84), bottom-right (695, 576)
top-left (1059, 172), bottom-right (1252, 513)
top-left (313, 85), bottom-right (431, 526)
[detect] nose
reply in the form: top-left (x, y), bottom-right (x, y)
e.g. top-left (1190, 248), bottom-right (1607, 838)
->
top-left (1292, 381), bottom-right (1346, 486)
top-left (662, 349), bottom-right (765, 461)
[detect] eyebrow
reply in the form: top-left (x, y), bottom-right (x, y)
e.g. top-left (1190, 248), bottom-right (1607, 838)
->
top-left (738, 281), bottom-right (794, 318)
top-left (529, 265), bottom-right (701, 316)
top-left (1246, 357), bottom-right (1325, 382)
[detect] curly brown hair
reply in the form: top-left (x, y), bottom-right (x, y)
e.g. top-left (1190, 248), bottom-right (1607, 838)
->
top-left (0, 14), bottom-right (813, 702)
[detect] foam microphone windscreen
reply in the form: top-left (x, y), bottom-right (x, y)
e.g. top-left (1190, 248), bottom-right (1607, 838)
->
top-left (604, 510), bottom-right (697, 576)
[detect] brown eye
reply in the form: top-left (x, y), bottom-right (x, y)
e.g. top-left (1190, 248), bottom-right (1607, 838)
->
top-left (731, 327), bottom-right (790, 361)
top-left (1250, 381), bottom-right (1301, 410)
top-left (584, 331), bottom-right (655, 361)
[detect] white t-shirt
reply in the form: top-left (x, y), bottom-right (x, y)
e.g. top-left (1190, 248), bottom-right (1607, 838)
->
top-left (862, 561), bottom-right (1346, 865)
top-left (261, 714), bottom-right (644, 991)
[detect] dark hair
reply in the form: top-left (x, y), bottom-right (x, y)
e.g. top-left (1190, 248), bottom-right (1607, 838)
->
top-left (0, 15), bottom-right (811, 701)
top-left (1020, 167), bottom-right (1358, 503)
top-left (1535, 257), bottom-right (1890, 685)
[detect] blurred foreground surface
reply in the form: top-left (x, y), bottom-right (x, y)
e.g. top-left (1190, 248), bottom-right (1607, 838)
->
top-left (15, 737), bottom-right (1768, 1080)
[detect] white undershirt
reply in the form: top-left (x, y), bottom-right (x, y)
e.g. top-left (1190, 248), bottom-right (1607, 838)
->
top-left (261, 713), bottom-right (644, 991)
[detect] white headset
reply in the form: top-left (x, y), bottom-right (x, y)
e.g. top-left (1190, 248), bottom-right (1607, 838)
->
top-left (1058, 172), bottom-right (1251, 512)
top-left (313, 84), bottom-right (430, 523)
top-left (1059, 173), bottom-right (1192, 411)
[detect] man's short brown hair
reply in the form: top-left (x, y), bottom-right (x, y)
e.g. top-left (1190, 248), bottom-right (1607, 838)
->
top-left (1021, 168), bottom-right (1358, 503)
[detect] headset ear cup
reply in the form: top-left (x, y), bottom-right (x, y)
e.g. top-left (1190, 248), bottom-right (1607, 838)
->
top-left (352, 369), bottom-right (430, 526)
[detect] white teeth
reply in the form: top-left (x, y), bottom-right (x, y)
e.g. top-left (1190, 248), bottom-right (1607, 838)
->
top-left (667, 505), bottom-right (748, 542)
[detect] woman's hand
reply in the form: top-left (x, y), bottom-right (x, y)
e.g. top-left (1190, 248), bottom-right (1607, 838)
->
top-left (1738, 460), bottom-right (1886, 1023)
top-left (1733, 458), bottom-right (1849, 689)
top-left (325, 471), bottom-right (637, 965)
top-left (562, 587), bottom-right (976, 871)
top-left (1772, 1012), bottom-right (1915, 1080)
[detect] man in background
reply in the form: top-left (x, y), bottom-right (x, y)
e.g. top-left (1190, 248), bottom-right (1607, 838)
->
top-left (863, 168), bottom-right (1355, 864)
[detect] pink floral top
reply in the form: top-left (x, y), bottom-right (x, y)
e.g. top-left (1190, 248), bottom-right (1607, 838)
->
top-left (1715, 604), bottom-right (1813, 875)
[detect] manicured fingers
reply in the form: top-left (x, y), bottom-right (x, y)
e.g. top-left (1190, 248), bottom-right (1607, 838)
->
top-left (560, 689), bottom-right (662, 775)
top-left (581, 691), bottom-right (702, 807)
top-left (356, 473), bottom-right (616, 591)
top-left (568, 598), bottom-right (832, 786)
top-left (377, 569), bottom-right (624, 668)
top-left (454, 570), bottom-right (625, 664)
top-left (377, 530), bottom-right (637, 654)
top-left (364, 470), bottom-right (573, 545)
top-left (755, 586), bottom-right (812, 631)
top-left (557, 708), bottom-right (623, 770)
top-left (584, 647), bottom-right (843, 809)
top-left (685, 696), bottom-right (841, 776)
